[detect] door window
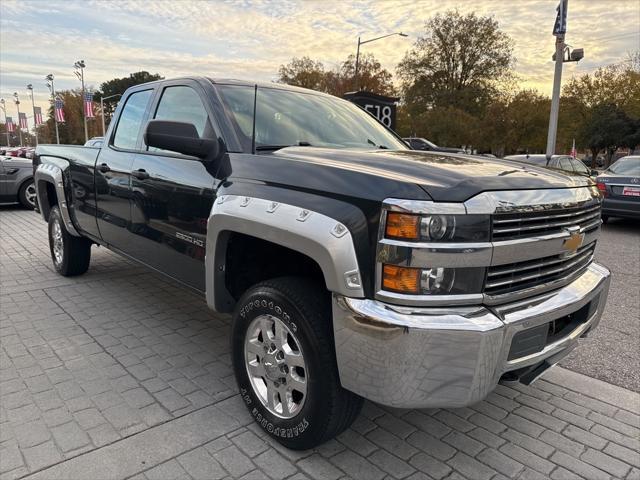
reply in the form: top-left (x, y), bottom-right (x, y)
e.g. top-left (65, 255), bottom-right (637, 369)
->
top-left (570, 158), bottom-right (590, 175)
top-left (558, 157), bottom-right (572, 171)
top-left (151, 86), bottom-right (212, 142)
top-left (112, 90), bottom-right (153, 150)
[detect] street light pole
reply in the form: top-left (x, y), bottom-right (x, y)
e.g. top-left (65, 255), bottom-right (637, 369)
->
top-left (100, 93), bottom-right (122, 136)
top-left (26, 84), bottom-right (38, 145)
top-left (354, 32), bottom-right (408, 91)
top-left (46, 74), bottom-right (60, 144)
top-left (13, 93), bottom-right (23, 147)
top-left (74, 60), bottom-right (88, 143)
top-left (0, 99), bottom-right (9, 147)
top-left (546, 34), bottom-right (565, 160)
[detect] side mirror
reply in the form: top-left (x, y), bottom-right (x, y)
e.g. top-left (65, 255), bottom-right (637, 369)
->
top-left (144, 120), bottom-right (220, 161)
top-left (591, 169), bottom-right (598, 177)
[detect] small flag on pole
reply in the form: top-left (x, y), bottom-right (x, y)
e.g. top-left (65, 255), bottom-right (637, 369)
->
top-left (553, 0), bottom-right (568, 36)
top-left (6, 116), bottom-right (15, 132)
top-left (18, 112), bottom-right (28, 129)
top-left (34, 106), bottom-right (43, 125)
top-left (54, 98), bottom-right (65, 123)
top-left (570, 138), bottom-right (577, 158)
top-left (84, 92), bottom-right (95, 118)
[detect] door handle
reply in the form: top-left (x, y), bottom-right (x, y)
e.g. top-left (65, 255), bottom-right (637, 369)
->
top-left (131, 169), bottom-right (150, 180)
top-left (97, 163), bottom-right (110, 173)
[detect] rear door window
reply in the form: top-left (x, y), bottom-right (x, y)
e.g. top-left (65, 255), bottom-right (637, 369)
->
top-left (112, 90), bottom-right (153, 150)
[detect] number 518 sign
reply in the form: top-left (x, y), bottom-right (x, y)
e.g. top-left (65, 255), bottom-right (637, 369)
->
top-left (343, 91), bottom-right (398, 131)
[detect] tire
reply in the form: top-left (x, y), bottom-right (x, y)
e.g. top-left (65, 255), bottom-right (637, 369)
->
top-left (232, 277), bottom-right (363, 450)
top-left (18, 179), bottom-right (37, 209)
top-left (48, 206), bottom-right (92, 276)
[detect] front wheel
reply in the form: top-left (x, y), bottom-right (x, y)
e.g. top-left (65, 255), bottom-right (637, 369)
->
top-left (48, 206), bottom-right (92, 276)
top-left (232, 277), bottom-right (363, 450)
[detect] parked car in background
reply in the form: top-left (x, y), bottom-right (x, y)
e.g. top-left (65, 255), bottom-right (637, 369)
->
top-left (0, 155), bottom-right (36, 209)
top-left (505, 154), bottom-right (597, 178)
top-left (84, 136), bottom-right (104, 147)
top-left (403, 137), bottom-right (464, 153)
top-left (596, 155), bottom-right (640, 222)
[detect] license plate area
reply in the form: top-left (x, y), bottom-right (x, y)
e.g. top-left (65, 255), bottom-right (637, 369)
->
top-left (507, 295), bottom-right (599, 361)
top-left (622, 186), bottom-right (640, 196)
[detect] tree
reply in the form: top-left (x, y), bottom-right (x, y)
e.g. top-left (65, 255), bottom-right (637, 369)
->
top-left (277, 57), bottom-right (327, 91)
top-left (579, 104), bottom-right (636, 168)
top-left (397, 10), bottom-right (515, 117)
top-left (95, 71), bottom-right (163, 128)
top-left (277, 53), bottom-right (395, 97)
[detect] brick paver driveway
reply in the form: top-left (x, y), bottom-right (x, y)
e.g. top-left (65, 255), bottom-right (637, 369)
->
top-left (1, 208), bottom-right (639, 480)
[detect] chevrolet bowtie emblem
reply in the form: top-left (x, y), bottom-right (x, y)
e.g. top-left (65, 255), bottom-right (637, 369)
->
top-left (563, 232), bottom-right (584, 253)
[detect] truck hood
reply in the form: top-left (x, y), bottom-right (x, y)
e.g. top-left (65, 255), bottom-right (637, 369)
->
top-left (274, 148), bottom-right (591, 202)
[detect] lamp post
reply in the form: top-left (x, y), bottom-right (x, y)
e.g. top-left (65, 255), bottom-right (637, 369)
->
top-left (0, 99), bottom-right (9, 147)
top-left (354, 32), bottom-right (408, 91)
top-left (46, 74), bottom-right (60, 144)
top-left (13, 92), bottom-right (23, 147)
top-left (100, 93), bottom-right (122, 136)
top-left (74, 60), bottom-right (88, 143)
top-left (26, 84), bottom-right (38, 145)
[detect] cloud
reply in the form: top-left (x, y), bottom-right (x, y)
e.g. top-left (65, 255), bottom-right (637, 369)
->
top-left (0, 0), bottom-right (638, 116)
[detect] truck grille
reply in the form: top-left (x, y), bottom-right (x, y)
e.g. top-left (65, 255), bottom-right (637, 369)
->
top-left (485, 243), bottom-right (596, 296)
top-left (492, 203), bottom-right (601, 241)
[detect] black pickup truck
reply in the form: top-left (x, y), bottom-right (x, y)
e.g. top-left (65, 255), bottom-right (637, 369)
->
top-left (34, 77), bottom-right (611, 450)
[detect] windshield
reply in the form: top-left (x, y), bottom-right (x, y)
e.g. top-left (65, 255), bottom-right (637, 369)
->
top-left (216, 84), bottom-right (408, 152)
top-left (608, 157), bottom-right (640, 175)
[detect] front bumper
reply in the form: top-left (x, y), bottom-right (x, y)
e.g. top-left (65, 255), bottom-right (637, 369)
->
top-left (332, 262), bottom-right (611, 408)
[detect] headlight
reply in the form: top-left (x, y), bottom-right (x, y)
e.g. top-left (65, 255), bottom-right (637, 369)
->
top-left (385, 213), bottom-right (490, 242)
top-left (382, 265), bottom-right (485, 295)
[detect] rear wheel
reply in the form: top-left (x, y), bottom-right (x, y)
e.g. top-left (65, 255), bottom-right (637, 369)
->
top-left (18, 179), bottom-right (37, 209)
top-left (48, 206), bottom-right (92, 276)
top-left (232, 277), bottom-right (363, 450)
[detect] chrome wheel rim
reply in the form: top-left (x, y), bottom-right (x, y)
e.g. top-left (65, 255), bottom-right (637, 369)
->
top-left (52, 220), bottom-right (64, 265)
top-left (245, 314), bottom-right (307, 419)
top-left (25, 183), bottom-right (37, 207)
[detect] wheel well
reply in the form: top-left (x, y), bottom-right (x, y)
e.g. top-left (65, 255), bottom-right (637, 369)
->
top-left (37, 180), bottom-right (58, 221)
top-left (224, 232), bottom-right (326, 303)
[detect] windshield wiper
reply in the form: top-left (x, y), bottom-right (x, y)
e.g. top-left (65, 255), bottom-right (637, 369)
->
top-left (367, 139), bottom-right (388, 149)
top-left (255, 142), bottom-right (314, 151)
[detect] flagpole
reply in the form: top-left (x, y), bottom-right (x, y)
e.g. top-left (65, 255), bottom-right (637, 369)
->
top-left (27, 84), bottom-right (38, 145)
top-left (0, 99), bottom-right (9, 147)
top-left (74, 60), bottom-right (88, 143)
top-left (13, 93), bottom-right (23, 147)
top-left (46, 74), bottom-right (60, 144)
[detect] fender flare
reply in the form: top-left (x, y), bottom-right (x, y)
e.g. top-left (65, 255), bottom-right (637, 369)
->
top-left (34, 161), bottom-right (80, 236)
top-left (205, 195), bottom-right (365, 312)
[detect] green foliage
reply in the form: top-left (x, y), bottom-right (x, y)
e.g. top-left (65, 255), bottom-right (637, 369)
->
top-left (397, 10), bottom-right (515, 117)
top-left (95, 71), bottom-right (163, 126)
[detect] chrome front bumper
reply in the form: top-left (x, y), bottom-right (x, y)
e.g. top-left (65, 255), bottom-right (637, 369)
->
top-left (332, 262), bottom-right (611, 408)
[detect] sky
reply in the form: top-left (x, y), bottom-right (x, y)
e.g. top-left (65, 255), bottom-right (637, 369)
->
top-left (1, 0), bottom-right (639, 119)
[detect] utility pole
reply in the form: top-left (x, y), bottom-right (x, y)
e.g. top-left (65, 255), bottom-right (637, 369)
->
top-left (46, 74), bottom-right (60, 144)
top-left (0, 99), bottom-right (9, 147)
top-left (13, 93), bottom-right (23, 147)
top-left (74, 60), bottom-right (88, 143)
top-left (26, 84), bottom-right (38, 145)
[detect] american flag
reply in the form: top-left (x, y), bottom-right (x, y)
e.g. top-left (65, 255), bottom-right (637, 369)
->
top-left (55, 98), bottom-right (65, 123)
top-left (34, 106), bottom-right (43, 125)
top-left (84, 92), bottom-right (95, 118)
top-left (6, 116), bottom-right (15, 132)
top-left (18, 112), bottom-right (28, 129)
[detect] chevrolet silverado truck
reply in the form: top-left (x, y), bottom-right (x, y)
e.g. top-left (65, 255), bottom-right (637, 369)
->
top-left (34, 77), bottom-right (611, 450)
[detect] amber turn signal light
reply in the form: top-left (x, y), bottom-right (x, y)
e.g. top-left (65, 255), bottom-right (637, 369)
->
top-left (382, 265), bottom-right (421, 294)
top-left (385, 213), bottom-right (420, 240)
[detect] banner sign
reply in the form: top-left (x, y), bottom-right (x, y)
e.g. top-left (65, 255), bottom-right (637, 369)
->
top-left (553, 0), bottom-right (568, 36)
top-left (34, 106), bottom-right (43, 125)
top-left (343, 91), bottom-right (399, 130)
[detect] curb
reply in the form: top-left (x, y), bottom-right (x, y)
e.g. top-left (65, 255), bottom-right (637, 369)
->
top-left (544, 366), bottom-right (640, 413)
